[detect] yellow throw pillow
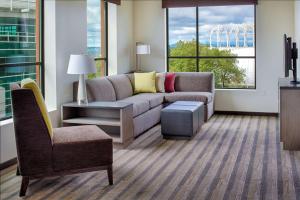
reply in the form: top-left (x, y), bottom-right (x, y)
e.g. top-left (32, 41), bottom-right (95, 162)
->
top-left (21, 78), bottom-right (53, 138)
top-left (134, 71), bottom-right (157, 94)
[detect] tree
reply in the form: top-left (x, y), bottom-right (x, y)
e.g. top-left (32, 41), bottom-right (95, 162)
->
top-left (169, 40), bottom-right (246, 88)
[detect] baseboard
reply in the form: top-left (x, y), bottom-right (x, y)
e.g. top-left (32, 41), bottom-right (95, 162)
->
top-left (215, 111), bottom-right (278, 117)
top-left (0, 158), bottom-right (17, 170)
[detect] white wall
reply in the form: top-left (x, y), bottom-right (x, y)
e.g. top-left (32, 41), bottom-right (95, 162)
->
top-left (117, 0), bottom-right (134, 74)
top-left (296, 1), bottom-right (300, 43)
top-left (44, 0), bottom-right (57, 113)
top-left (0, 120), bottom-right (16, 163)
top-left (108, 3), bottom-right (118, 75)
top-left (133, 0), bottom-right (295, 113)
top-left (45, 0), bottom-right (87, 127)
top-left (55, 0), bottom-right (87, 107)
top-left (109, 0), bottom-right (134, 75)
top-left (133, 0), bottom-right (166, 72)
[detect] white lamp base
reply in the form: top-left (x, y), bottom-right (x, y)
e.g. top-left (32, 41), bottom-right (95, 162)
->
top-left (77, 74), bottom-right (88, 105)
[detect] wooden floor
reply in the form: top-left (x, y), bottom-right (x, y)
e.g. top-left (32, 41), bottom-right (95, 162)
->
top-left (1, 115), bottom-right (300, 200)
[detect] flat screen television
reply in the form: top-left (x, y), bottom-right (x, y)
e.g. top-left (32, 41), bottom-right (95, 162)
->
top-left (284, 34), bottom-right (299, 84)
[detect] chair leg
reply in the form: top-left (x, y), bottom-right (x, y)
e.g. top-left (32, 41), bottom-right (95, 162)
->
top-left (107, 165), bottom-right (113, 185)
top-left (16, 165), bottom-right (20, 176)
top-left (19, 176), bottom-right (29, 197)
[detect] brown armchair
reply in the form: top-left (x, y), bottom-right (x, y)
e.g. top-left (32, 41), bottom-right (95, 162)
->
top-left (11, 83), bottom-right (113, 197)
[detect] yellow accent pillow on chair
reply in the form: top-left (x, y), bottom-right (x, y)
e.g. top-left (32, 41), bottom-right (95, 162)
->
top-left (21, 78), bottom-right (53, 138)
top-left (134, 71), bottom-right (157, 93)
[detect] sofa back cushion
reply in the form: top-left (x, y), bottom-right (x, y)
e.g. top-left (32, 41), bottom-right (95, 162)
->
top-left (174, 72), bottom-right (214, 93)
top-left (126, 73), bottom-right (135, 87)
top-left (87, 77), bottom-right (117, 101)
top-left (73, 77), bottom-right (116, 102)
top-left (107, 74), bottom-right (133, 100)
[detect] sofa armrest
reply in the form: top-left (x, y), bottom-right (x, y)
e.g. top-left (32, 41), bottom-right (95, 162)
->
top-left (174, 72), bottom-right (215, 93)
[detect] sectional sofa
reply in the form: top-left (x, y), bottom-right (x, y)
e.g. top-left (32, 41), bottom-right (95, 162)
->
top-left (73, 72), bottom-right (214, 137)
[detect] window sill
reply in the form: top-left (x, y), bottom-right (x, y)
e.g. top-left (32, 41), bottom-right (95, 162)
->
top-left (0, 118), bottom-right (13, 126)
top-left (216, 88), bottom-right (257, 91)
top-left (0, 107), bottom-right (58, 128)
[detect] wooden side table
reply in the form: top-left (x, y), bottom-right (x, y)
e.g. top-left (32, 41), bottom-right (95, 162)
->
top-left (61, 102), bottom-right (133, 147)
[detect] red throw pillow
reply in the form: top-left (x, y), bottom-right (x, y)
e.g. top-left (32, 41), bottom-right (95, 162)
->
top-left (165, 73), bottom-right (176, 93)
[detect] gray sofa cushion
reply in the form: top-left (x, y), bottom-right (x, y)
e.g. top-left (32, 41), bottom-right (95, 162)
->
top-left (107, 74), bottom-right (133, 100)
top-left (133, 105), bottom-right (162, 137)
top-left (86, 77), bottom-right (116, 101)
top-left (164, 92), bottom-right (213, 104)
top-left (119, 96), bottom-right (150, 117)
top-left (175, 72), bottom-right (214, 92)
top-left (133, 93), bottom-right (164, 108)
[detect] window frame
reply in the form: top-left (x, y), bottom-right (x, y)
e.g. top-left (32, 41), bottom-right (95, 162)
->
top-left (166, 6), bottom-right (257, 89)
top-left (89, 0), bottom-right (109, 76)
top-left (0, 0), bottom-right (44, 121)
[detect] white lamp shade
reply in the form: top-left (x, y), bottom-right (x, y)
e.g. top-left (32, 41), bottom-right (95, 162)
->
top-left (136, 44), bottom-right (150, 55)
top-left (67, 54), bottom-right (96, 74)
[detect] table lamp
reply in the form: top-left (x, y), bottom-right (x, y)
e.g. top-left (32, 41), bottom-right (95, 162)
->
top-left (67, 54), bottom-right (96, 105)
top-left (136, 42), bottom-right (150, 72)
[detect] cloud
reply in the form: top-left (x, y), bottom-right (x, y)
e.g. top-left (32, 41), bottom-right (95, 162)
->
top-left (198, 5), bottom-right (254, 24)
top-left (169, 27), bottom-right (196, 44)
top-left (169, 7), bottom-right (196, 19)
top-left (169, 5), bottom-right (255, 45)
top-left (87, 0), bottom-right (101, 47)
top-left (87, 0), bottom-right (100, 7)
top-left (172, 27), bottom-right (196, 35)
top-left (87, 0), bottom-right (101, 24)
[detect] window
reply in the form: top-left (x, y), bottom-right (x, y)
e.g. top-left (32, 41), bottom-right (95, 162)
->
top-left (87, 0), bottom-right (107, 78)
top-left (167, 5), bottom-right (256, 89)
top-left (0, 0), bottom-right (43, 120)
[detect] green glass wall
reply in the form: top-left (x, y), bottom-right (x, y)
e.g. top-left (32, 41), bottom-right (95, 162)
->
top-left (0, 0), bottom-right (42, 120)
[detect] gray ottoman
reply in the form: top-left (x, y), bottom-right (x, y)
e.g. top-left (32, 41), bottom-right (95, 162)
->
top-left (173, 101), bottom-right (204, 128)
top-left (161, 101), bottom-right (204, 139)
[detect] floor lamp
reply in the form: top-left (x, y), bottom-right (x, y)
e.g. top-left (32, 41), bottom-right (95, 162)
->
top-left (136, 42), bottom-right (150, 72)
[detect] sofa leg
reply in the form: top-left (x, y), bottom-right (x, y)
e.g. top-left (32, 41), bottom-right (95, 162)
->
top-left (16, 165), bottom-right (20, 176)
top-left (19, 176), bottom-right (29, 197)
top-left (107, 165), bottom-right (113, 185)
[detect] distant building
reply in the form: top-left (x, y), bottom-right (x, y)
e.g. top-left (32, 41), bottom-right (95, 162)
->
top-left (0, 1), bottom-right (37, 119)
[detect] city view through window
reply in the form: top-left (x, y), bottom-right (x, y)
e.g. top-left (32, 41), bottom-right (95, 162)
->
top-left (87, 0), bottom-right (107, 78)
top-left (168, 5), bottom-right (255, 89)
top-left (0, 0), bottom-right (41, 120)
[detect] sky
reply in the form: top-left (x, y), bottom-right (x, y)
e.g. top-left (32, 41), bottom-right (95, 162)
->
top-left (169, 5), bottom-right (255, 46)
top-left (86, 3), bottom-right (255, 49)
top-left (87, 0), bottom-right (101, 49)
